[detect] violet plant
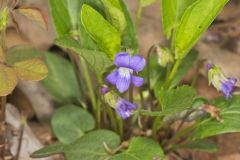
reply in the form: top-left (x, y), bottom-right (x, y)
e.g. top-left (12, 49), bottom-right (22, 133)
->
top-left (0, 0), bottom-right (237, 159)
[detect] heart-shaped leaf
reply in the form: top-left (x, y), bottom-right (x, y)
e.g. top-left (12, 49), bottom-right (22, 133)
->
top-left (64, 130), bottom-right (120, 160)
top-left (41, 52), bottom-right (81, 104)
top-left (0, 64), bottom-right (18, 96)
top-left (110, 137), bottom-right (165, 160)
top-left (51, 105), bottom-right (95, 144)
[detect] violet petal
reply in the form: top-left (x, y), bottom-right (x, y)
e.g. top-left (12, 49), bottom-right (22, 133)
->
top-left (132, 76), bottom-right (144, 87)
top-left (129, 54), bottom-right (146, 72)
top-left (116, 74), bottom-right (131, 93)
top-left (106, 70), bottom-right (118, 85)
top-left (114, 52), bottom-right (131, 68)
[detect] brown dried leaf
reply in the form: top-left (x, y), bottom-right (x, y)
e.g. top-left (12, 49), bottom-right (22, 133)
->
top-left (0, 47), bottom-right (5, 62)
top-left (0, 64), bottom-right (18, 96)
top-left (202, 105), bottom-right (224, 123)
top-left (13, 58), bottom-right (48, 81)
top-left (17, 7), bottom-right (48, 30)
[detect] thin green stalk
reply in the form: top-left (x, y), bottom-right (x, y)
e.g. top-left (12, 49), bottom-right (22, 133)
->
top-left (165, 59), bottom-right (182, 89)
top-left (106, 106), bottom-right (118, 132)
top-left (117, 116), bottom-right (123, 138)
top-left (96, 100), bottom-right (101, 128)
top-left (135, 0), bottom-right (142, 31)
top-left (68, 53), bottom-right (86, 103)
top-left (80, 58), bottom-right (97, 115)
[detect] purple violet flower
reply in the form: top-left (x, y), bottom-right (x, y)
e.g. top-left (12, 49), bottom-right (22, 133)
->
top-left (106, 52), bottom-right (146, 93)
top-left (221, 78), bottom-right (237, 99)
top-left (116, 99), bottom-right (137, 119)
top-left (207, 64), bottom-right (237, 99)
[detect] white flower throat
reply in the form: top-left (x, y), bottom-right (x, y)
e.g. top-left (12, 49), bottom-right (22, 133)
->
top-left (118, 67), bottom-right (133, 79)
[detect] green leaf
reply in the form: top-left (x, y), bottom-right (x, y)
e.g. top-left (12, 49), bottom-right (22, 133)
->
top-left (51, 105), bottom-right (95, 144)
top-left (175, 139), bottom-right (217, 153)
top-left (161, 0), bottom-right (196, 38)
top-left (102, 0), bottom-right (127, 33)
top-left (157, 85), bottom-right (197, 115)
top-left (141, 0), bottom-right (156, 7)
top-left (119, 0), bottom-right (139, 52)
top-left (56, 36), bottom-right (112, 74)
top-left (6, 45), bottom-right (42, 65)
top-left (64, 130), bottom-right (120, 160)
top-left (110, 137), bottom-right (165, 160)
top-left (31, 143), bottom-right (64, 158)
top-left (81, 4), bottom-right (121, 60)
top-left (13, 58), bottom-right (48, 81)
top-left (174, 0), bottom-right (229, 59)
top-left (41, 52), bottom-right (81, 104)
top-left (170, 50), bottom-right (198, 88)
top-left (191, 96), bottom-right (240, 140)
top-left (0, 64), bottom-right (18, 96)
top-left (48, 0), bottom-right (72, 36)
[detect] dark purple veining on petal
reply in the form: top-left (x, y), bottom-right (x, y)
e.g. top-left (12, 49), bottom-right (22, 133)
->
top-left (106, 52), bottom-right (146, 93)
top-left (116, 99), bottom-right (137, 119)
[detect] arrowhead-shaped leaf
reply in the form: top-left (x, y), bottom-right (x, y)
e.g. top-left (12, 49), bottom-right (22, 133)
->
top-left (174, 0), bottom-right (229, 59)
top-left (102, 0), bottom-right (126, 33)
top-left (56, 36), bottom-right (112, 74)
top-left (191, 96), bottom-right (240, 140)
top-left (81, 4), bottom-right (121, 60)
top-left (0, 64), bottom-right (17, 96)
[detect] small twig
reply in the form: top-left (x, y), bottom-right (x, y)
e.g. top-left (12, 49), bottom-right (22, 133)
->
top-left (15, 114), bottom-right (25, 160)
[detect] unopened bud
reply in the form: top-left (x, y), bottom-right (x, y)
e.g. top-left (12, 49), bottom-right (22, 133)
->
top-left (156, 46), bottom-right (173, 67)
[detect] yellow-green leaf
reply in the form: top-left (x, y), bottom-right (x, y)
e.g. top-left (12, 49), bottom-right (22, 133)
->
top-left (174, 0), bottom-right (229, 59)
top-left (13, 58), bottom-right (48, 81)
top-left (81, 4), bottom-right (121, 60)
top-left (102, 0), bottom-right (126, 33)
top-left (0, 64), bottom-right (17, 96)
top-left (17, 7), bottom-right (48, 30)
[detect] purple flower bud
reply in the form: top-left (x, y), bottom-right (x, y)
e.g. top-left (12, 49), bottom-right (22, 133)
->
top-left (207, 64), bottom-right (237, 99)
top-left (101, 86), bottom-right (109, 95)
top-left (116, 99), bottom-right (137, 119)
top-left (106, 52), bottom-right (145, 93)
top-left (207, 64), bottom-right (214, 70)
top-left (221, 78), bottom-right (237, 99)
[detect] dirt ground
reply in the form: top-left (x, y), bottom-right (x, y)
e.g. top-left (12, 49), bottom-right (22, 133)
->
top-left (4, 0), bottom-right (240, 160)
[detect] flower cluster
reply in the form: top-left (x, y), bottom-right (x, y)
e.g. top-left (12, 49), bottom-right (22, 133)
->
top-left (207, 64), bottom-right (237, 99)
top-left (105, 52), bottom-right (145, 119)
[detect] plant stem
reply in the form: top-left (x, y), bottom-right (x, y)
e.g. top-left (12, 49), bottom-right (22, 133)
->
top-left (146, 45), bottom-right (157, 109)
top-left (16, 115), bottom-right (25, 160)
top-left (80, 58), bottom-right (97, 118)
top-left (135, 0), bottom-right (142, 31)
top-left (117, 116), bottom-right (123, 138)
top-left (165, 59), bottom-right (182, 89)
top-left (0, 96), bottom-right (6, 160)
